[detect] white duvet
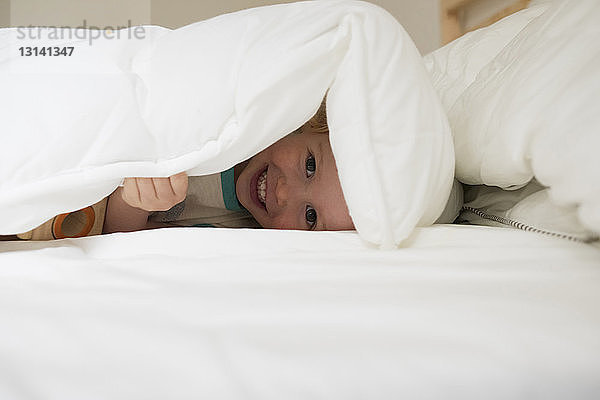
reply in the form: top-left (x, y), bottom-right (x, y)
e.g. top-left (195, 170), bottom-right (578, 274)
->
top-left (0, 0), bottom-right (453, 248)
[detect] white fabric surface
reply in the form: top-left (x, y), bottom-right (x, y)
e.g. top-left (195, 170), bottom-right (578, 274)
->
top-left (1, 226), bottom-right (599, 399)
top-left (2, 3), bottom-right (600, 396)
top-left (425, 0), bottom-right (600, 234)
top-left (460, 181), bottom-right (598, 243)
top-left (0, 0), bottom-right (454, 247)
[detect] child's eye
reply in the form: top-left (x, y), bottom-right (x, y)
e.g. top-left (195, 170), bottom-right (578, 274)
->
top-left (305, 205), bottom-right (317, 229)
top-left (305, 154), bottom-right (316, 178)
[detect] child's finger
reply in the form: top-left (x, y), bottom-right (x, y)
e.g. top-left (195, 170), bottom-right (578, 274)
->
top-left (121, 177), bottom-right (142, 208)
top-left (121, 175), bottom-right (187, 211)
top-left (169, 172), bottom-right (188, 199)
top-left (152, 177), bottom-right (176, 200)
top-left (136, 177), bottom-right (158, 202)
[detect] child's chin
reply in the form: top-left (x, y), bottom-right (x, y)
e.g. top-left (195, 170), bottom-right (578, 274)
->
top-left (250, 213), bottom-right (268, 228)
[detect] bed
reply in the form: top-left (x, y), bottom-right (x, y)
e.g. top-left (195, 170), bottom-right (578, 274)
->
top-left (1, 226), bottom-right (599, 399)
top-left (1, 0), bottom-right (599, 398)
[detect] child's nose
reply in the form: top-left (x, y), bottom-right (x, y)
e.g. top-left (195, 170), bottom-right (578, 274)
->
top-left (275, 175), bottom-right (289, 207)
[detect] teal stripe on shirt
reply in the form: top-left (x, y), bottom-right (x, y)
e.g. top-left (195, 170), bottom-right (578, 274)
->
top-left (220, 167), bottom-right (243, 211)
top-left (192, 223), bottom-right (215, 228)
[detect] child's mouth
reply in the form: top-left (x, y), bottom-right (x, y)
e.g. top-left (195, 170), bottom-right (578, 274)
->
top-left (250, 166), bottom-right (268, 211)
top-left (257, 168), bottom-right (267, 206)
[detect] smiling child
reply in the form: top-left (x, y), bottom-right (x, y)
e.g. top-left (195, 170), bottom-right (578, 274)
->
top-left (102, 101), bottom-right (355, 233)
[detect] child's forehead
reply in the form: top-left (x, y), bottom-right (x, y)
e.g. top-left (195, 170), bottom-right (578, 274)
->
top-left (266, 129), bottom-right (335, 168)
top-left (296, 132), bottom-right (331, 157)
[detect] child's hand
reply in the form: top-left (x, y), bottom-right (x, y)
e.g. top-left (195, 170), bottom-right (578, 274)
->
top-left (121, 172), bottom-right (188, 212)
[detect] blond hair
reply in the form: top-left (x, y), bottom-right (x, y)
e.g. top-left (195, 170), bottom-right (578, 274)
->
top-left (303, 97), bottom-right (328, 134)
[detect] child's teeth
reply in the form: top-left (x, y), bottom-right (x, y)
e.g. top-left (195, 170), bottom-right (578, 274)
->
top-left (257, 170), bottom-right (267, 204)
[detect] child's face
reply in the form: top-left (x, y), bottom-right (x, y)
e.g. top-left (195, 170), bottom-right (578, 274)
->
top-left (236, 128), bottom-right (354, 231)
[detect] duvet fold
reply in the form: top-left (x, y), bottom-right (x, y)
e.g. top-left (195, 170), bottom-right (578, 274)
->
top-left (0, 0), bottom-right (454, 247)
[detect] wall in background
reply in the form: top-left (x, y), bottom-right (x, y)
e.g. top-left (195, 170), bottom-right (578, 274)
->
top-left (369, 0), bottom-right (440, 54)
top-left (1, 0), bottom-right (440, 54)
top-left (149, 0), bottom-right (441, 54)
top-left (3, 0), bottom-right (150, 28)
top-left (0, 0), bottom-right (9, 28)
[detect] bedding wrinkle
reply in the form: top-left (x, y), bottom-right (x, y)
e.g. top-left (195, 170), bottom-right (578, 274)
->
top-left (344, 14), bottom-right (391, 246)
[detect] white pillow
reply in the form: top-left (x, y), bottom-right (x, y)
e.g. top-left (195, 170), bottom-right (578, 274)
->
top-left (425, 0), bottom-right (600, 236)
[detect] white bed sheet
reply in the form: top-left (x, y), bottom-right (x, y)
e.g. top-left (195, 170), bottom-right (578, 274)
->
top-left (1, 226), bottom-right (599, 399)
